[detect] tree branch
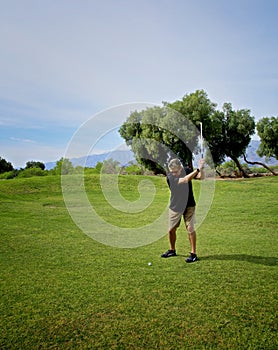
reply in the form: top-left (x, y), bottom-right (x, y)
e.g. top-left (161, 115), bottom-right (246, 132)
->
top-left (243, 154), bottom-right (277, 176)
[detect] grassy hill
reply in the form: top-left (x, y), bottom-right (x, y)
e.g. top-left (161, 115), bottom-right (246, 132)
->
top-left (0, 175), bottom-right (277, 349)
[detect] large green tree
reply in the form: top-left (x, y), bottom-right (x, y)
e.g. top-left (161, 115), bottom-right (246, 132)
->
top-left (256, 116), bottom-right (278, 159)
top-left (119, 90), bottom-right (216, 174)
top-left (119, 90), bottom-right (256, 177)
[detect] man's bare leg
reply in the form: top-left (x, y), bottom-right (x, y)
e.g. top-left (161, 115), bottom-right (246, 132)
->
top-left (169, 227), bottom-right (177, 250)
top-left (188, 230), bottom-right (196, 254)
top-left (161, 227), bottom-right (177, 257)
top-left (185, 227), bottom-right (198, 262)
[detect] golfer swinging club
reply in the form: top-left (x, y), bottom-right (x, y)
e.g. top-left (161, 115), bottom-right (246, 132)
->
top-left (161, 158), bottom-right (205, 262)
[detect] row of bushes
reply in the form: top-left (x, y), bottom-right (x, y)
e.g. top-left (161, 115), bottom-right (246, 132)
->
top-left (0, 161), bottom-right (277, 180)
top-left (216, 161), bottom-right (278, 177)
top-left (0, 167), bottom-right (55, 179)
top-left (0, 163), bottom-right (146, 179)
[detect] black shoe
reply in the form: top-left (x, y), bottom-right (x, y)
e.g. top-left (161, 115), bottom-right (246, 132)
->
top-left (186, 253), bottom-right (198, 263)
top-left (161, 249), bottom-right (176, 258)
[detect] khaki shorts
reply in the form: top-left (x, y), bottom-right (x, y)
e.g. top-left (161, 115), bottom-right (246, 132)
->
top-left (169, 207), bottom-right (196, 233)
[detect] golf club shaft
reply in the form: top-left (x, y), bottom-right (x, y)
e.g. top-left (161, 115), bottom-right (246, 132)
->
top-left (200, 122), bottom-right (203, 158)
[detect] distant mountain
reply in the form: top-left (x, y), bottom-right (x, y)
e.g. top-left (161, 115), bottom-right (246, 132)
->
top-left (45, 140), bottom-right (277, 170)
top-left (45, 149), bottom-right (135, 170)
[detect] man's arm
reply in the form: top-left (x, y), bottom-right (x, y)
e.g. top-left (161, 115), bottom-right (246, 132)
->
top-left (195, 161), bottom-right (205, 180)
top-left (178, 159), bottom-right (205, 184)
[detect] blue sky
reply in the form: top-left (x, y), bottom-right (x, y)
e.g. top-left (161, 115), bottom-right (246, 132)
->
top-left (1, 0), bottom-right (277, 168)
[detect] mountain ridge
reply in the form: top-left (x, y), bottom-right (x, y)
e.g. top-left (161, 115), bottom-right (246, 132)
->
top-left (45, 149), bottom-right (135, 170)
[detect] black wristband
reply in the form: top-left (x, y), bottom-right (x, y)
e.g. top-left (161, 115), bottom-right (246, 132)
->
top-left (196, 168), bottom-right (200, 173)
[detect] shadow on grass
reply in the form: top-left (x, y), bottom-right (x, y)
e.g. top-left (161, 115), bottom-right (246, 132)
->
top-left (200, 254), bottom-right (278, 266)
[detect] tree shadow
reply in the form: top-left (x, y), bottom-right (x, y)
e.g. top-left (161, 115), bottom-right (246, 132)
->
top-left (200, 254), bottom-right (278, 266)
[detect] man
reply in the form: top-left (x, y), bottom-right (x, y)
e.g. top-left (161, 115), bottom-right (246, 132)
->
top-left (161, 158), bottom-right (204, 263)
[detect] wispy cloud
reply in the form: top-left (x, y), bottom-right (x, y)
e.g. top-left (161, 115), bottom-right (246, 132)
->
top-left (10, 137), bottom-right (36, 144)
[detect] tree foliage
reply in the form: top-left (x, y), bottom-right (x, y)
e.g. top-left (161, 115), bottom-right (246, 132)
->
top-left (119, 107), bottom-right (168, 174)
top-left (119, 90), bottom-right (256, 176)
top-left (25, 161), bottom-right (45, 170)
top-left (119, 90), bottom-right (215, 174)
top-left (56, 158), bottom-right (74, 175)
top-left (166, 89), bottom-right (217, 132)
top-left (0, 157), bottom-right (14, 174)
top-left (165, 89), bottom-right (217, 167)
top-left (256, 116), bottom-right (278, 159)
top-left (207, 103), bottom-right (256, 177)
top-left (18, 167), bottom-right (47, 178)
top-left (102, 158), bottom-right (120, 174)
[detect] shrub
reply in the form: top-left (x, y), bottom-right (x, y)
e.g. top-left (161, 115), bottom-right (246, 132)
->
top-left (0, 170), bottom-right (19, 179)
top-left (17, 168), bottom-right (47, 178)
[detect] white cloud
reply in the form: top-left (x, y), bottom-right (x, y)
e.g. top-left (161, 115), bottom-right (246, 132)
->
top-left (10, 137), bottom-right (36, 144)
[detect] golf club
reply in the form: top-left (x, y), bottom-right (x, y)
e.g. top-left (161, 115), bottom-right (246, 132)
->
top-left (199, 121), bottom-right (204, 158)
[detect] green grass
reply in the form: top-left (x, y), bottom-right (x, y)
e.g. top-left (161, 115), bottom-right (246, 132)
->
top-left (0, 175), bottom-right (277, 349)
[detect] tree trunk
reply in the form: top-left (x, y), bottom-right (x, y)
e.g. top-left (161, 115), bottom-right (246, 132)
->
top-left (243, 154), bottom-right (277, 176)
top-left (230, 155), bottom-right (249, 178)
top-left (216, 169), bottom-right (223, 177)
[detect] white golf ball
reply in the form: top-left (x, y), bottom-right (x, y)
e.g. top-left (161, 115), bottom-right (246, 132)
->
top-left (148, 262), bottom-right (152, 266)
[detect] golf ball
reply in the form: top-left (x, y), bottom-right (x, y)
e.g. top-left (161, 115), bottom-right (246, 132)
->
top-left (148, 262), bottom-right (152, 266)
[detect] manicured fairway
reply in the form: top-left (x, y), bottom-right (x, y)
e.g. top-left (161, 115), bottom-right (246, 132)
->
top-left (0, 175), bottom-right (277, 349)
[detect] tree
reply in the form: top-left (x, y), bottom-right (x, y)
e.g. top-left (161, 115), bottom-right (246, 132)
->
top-left (119, 90), bottom-right (256, 177)
top-left (25, 161), bottom-right (45, 170)
top-left (119, 90), bottom-right (216, 174)
top-left (54, 158), bottom-right (74, 175)
top-left (243, 154), bottom-right (277, 176)
top-left (95, 161), bottom-right (103, 173)
top-left (101, 158), bottom-right (120, 174)
top-left (168, 95), bottom-right (256, 177)
top-left (256, 117), bottom-right (278, 159)
top-left (207, 103), bottom-right (255, 177)
top-left (0, 157), bottom-right (14, 174)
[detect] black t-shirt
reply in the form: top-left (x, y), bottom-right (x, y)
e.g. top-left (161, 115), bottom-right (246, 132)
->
top-left (166, 167), bottom-right (196, 213)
